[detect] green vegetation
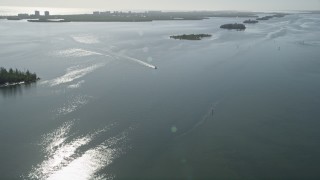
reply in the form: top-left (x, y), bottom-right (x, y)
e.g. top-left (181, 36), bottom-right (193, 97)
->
top-left (256, 16), bottom-right (274, 20)
top-left (170, 34), bottom-right (212, 40)
top-left (256, 14), bottom-right (287, 21)
top-left (220, 23), bottom-right (246, 30)
top-left (273, 14), bottom-right (287, 18)
top-left (0, 67), bottom-right (39, 86)
top-left (7, 17), bottom-right (22, 20)
top-left (243, 19), bottom-right (259, 24)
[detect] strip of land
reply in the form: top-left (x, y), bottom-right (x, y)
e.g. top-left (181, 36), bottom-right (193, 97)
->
top-left (1, 11), bottom-right (259, 22)
top-left (170, 34), bottom-right (212, 40)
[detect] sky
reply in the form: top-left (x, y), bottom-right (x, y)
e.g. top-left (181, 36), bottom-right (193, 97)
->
top-left (0, 0), bottom-right (319, 11)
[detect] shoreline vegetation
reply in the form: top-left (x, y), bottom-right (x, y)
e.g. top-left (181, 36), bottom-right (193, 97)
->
top-left (220, 23), bottom-right (246, 30)
top-left (170, 34), bottom-right (212, 40)
top-left (256, 13), bottom-right (287, 21)
top-left (0, 67), bottom-right (39, 87)
top-left (243, 19), bottom-right (259, 24)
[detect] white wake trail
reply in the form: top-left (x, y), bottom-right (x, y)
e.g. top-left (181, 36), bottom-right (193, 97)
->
top-left (117, 54), bottom-right (157, 69)
top-left (98, 48), bottom-right (157, 69)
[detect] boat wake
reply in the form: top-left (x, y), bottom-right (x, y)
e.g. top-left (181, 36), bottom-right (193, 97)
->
top-left (177, 102), bottom-right (219, 138)
top-left (42, 63), bottom-right (105, 87)
top-left (71, 34), bottom-right (100, 44)
top-left (117, 53), bottom-right (157, 69)
top-left (67, 80), bottom-right (85, 89)
top-left (267, 28), bottom-right (287, 39)
top-left (98, 48), bottom-right (157, 69)
top-left (55, 48), bottom-right (103, 57)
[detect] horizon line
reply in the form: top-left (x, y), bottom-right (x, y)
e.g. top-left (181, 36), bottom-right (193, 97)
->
top-left (0, 5), bottom-right (319, 13)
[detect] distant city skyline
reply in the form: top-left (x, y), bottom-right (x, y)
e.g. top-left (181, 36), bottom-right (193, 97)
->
top-left (0, 0), bottom-right (320, 11)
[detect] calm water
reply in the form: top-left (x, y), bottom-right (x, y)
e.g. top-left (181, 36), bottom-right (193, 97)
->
top-left (1, 12), bottom-right (320, 179)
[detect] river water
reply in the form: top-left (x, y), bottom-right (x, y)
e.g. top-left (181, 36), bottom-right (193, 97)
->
top-left (1, 12), bottom-right (320, 179)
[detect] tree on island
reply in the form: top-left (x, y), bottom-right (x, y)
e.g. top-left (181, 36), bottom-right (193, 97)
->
top-left (0, 67), bottom-right (39, 86)
top-left (243, 19), bottom-right (259, 24)
top-left (220, 23), bottom-right (246, 30)
top-left (170, 34), bottom-right (212, 40)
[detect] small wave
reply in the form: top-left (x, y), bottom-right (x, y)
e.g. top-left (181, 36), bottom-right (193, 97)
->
top-left (55, 48), bottom-right (103, 57)
top-left (56, 95), bottom-right (91, 115)
top-left (42, 63), bottom-right (105, 87)
top-left (67, 80), bottom-right (85, 89)
top-left (297, 40), bottom-right (320, 46)
top-left (267, 28), bottom-right (287, 39)
top-left (72, 34), bottom-right (100, 44)
top-left (299, 22), bottom-right (314, 29)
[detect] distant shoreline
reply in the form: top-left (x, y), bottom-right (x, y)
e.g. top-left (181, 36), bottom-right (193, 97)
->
top-left (1, 10), bottom-right (260, 22)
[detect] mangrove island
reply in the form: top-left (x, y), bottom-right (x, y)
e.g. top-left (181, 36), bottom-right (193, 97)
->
top-left (256, 14), bottom-right (287, 21)
top-left (256, 16), bottom-right (274, 20)
top-left (170, 34), bottom-right (212, 40)
top-left (220, 23), bottom-right (246, 30)
top-left (0, 67), bottom-right (39, 87)
top-left (243, 19), bottom-right (259, 24)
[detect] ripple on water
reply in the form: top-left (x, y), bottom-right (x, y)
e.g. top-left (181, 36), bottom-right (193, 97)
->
top-left (71, 34), bottom-right (100, 44)
top-left (56, 94), bottom-right (91, 115)
top-left (67, 80), bottom-right (85, 89)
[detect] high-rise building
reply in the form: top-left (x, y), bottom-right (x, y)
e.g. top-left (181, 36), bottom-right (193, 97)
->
top-left (45, 11), bottom-right (50, 17)
top-left (35, 11), bottom-right (40, 17)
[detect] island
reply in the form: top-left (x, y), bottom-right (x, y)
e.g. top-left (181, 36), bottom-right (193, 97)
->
top-left (28, 19), bottom-right (70, 23)
top-left (170, 34), bottom-right (212, 40)
top-left (220, 23), bottom-right (246, 30)
top-left (243, 19), bottom-right (258, 24)
top-left (256, 14), bottom-right (287, 21)
top-left (273, 13), bottom-right (287, 18)
top-left (0, 67), bottom-right (39, 87)
top-left (256, 16), bottom-right (274, 20)
top-left (6, 17), bottom-right (22, 20)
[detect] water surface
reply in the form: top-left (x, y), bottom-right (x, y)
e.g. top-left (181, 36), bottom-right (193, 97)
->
top-left (1, 13), bottom-right (320, 179)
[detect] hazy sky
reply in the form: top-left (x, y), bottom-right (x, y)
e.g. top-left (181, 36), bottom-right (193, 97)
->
top-left (1, 0), bottom-right (319, 11)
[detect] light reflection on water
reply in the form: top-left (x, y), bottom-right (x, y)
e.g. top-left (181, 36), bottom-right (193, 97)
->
top-left (67, 80), bottom-right (85, 89)
top-left (28, 122), bottom-right (127, 180)
top-left (0, 12), bottom-right (318, 179)
top-left (56, 95), bottom-right (91, 115)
